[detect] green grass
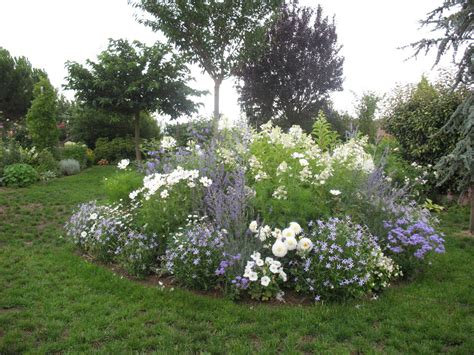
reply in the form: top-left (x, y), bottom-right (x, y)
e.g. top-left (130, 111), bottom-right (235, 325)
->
top-left (1, 166), bottom-right (473, 353)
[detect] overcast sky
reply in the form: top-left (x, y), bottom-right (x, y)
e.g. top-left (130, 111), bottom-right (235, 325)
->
top-left (0, 0), bottom-right (452, 123)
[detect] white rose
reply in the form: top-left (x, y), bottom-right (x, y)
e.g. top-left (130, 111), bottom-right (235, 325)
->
top-left (260, 276), bottom-right (271, 287)
top-left (289, 222), bottom-right (302, 235)
top-left (249, 221), bottom-right (258, 233)
top-left (297, 237), bottom-right (313, 252)
top-left (272, 240), bottom-right (288, 258)
top-left (282, 228), bottom-right (295, 239)
top-left (117, 159), bottom-right (130, 170)
top-left (285, 236), bottom-right (298, 251)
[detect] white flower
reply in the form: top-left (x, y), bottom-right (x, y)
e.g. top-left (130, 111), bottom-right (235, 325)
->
top-left (297, 238), bottom-right (313, 252)
top-left (299, 158), bottom-right (309, 167)
top-left (187, 181), bottom-right (196, 188)
top-left (269, 263), bottom-right (280, 274)
top-left (249, 221), bottom-right (258, 233)
top-left (291, 152), bottom-right (304, 159)
top-left (276, 161), bottom-right (288, 175)
top-left (256, 259), bottom-right (264, 267)
top-left (279, 270), bottom-right (288, 282)
top-left (251, 251), bottom-right (261, 261)
top-left (282, 228), bottom-right (295, 239)
top-left (89, 213), bottom-right (98, 220)
top-left (199, 176), bottom-right (213, 187)
top-left (80, 231), bottom-right (87, 238)
top-left (272, 240), bottom-right (288, 258)
top-left (329, 189), bottom-right (341, 196)
top-left (284, 236), bottom-right (297, 251)
top-left (272, 228), bottom-right (282, 239)
top-left (260, 276), bottom-right (271, 287)
top-left (160, 189), bottom-right (169, 199)
top-left (161, 136), bottom-right (177, 150)
top-left (249, 272), bottom-right (258, 281)
top-left (289, 222), bottom-right (302, 235)
top-left (117, 159), bottom-right (130, 170)
top-left (129, 190), bottom-right (140, 200)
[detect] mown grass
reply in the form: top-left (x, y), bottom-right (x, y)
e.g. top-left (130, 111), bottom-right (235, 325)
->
top-left (0, 166), bottom-right (473, 353)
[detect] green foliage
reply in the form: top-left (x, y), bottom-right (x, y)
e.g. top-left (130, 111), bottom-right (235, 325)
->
top-left (25, 77), bottom-right (59, 150)
top-left (36, 149), bottom-right (59, 174)
top-left (133, 0), bottom-right (283, 119)
top-left (435, 92), bottom-right (473, 192)
top-left (69, 105), bottom-right (161, 148)
top-left (2, 163), bottom-right (38, 187)
top-left (164, 117), bottom-right (214, 147)
top-left (311, 111), bottom-right (340, 151)
top-left (94, 137), bottom-right (135, 163)
top-left (61, 142), bottom-right (89, 168)
top-left (0, 47), bottom-right (46, 126)
top-left (65, 39), bottom-right (201, 160)
top-left (104, 170), bottom-right (144, 203)
top-left (59, 159), bottom-right (80, 176)
top-left (355, 92), bottom-right (380, 143)
top-left (385, 76), bottom-right (467, 166)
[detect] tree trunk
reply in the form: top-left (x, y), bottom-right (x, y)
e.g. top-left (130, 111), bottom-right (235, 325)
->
top-left (213, 77), bottom-right (222, 131)
top-left (134, 112), bottom-right (142, 161)
top-left (470, 183), bottom-right (474, 234)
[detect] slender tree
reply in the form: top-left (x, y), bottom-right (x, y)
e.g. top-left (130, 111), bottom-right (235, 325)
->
top-left (405, 0), bottom-right (473, 232)
top-left (26, 77), bottom-right (59, 150)
top-left (355, 92), bottom-right (380, 143)
top-left (235, 3), bottom-right (344, 132)
top-left (132, 0), bottom-right (283, 124)
top-left (65, 39), bottom-right (201, 161)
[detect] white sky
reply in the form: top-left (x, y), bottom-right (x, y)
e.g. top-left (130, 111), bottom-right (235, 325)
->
top-left (0, 0), bottom-right (453, 123)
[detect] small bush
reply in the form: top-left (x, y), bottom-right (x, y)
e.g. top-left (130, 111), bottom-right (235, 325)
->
top-left (94, 137), bottom-right (135, 163)
top-left (104, 170), bottom-right (144, 203)
top-left (36, 149), bottom-right (59, 174)
top-left (59, 159), bottom-right (81, 176)
top-left (61, 142), bottom-right (89, 168)
top-left (2, 163), bottom-right (38, 187)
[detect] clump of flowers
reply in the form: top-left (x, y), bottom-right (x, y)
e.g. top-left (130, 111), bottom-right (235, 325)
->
top-left (65, 200), bottom-right (159, 277)
top-left (165, 217), bottom-right (227, 290)
top-left (383, 218), bottom-right (445, 273)
top-left (116, 230), bottom-right (160, 277)
top-left (288, 217), bottom-right (400, 301)
top-left (243, 251), bottom-right (287, 301)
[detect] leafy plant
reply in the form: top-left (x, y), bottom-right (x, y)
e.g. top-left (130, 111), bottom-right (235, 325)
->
top-left (94, 137), bottom-right (135, 163)
top-left (59, 159), bottom-right (80, 176)
top-left (2, 163), bottom-right (38, 187)
top-left (311, 111), bottom-right (340, 151)
top-left (61, 142), bottom-right (89, 168)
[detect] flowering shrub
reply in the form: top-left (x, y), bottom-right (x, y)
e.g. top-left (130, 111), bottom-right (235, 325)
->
top-left (383, 218), bottom-right (445, 273)
top-left (165, 218), bottom-right (227, 290)
top-left (288, 218), bottom-right (400, 301)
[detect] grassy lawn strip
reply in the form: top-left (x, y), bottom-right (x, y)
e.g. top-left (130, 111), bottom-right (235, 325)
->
top-left (0, 166), bottom-right (473, 353)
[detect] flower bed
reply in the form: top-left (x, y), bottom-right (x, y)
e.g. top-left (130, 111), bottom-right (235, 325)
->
top-left (65, 122), bottom-right (445, 303)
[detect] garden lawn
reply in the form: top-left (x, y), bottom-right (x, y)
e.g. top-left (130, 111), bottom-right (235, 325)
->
top-left (0, 167), bottom-right (473, 353)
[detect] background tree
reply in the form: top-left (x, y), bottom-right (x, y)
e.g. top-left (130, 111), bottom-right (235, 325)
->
top-left (26, 77), bottom-right (59, 150)
top-left (355, 92), bottom-right (380, 143)
top-left (0, 47), bottom-right (46, 131)
top-left (385, 76), bottom-right (467, 165)
top-left (132, 0), bottom-right (283, 123)
top-left (405, 0), bottom-right (473, 232)
top-left (65, 39), bottom-right (200, 161)
top-left (68, 105), bottom-right (161, 148)
top-left (235, 3), bottom-right (344, 132)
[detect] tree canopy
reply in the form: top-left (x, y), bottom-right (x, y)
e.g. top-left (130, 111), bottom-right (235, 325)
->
top-left (65, 38), bottom-right (201, 160)
top-left (132, 0), bottom-right (284, 121)
top-left (0, 47), bottom-right (46, 129)
top-left (235, 3), bottom-right (344, 132)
